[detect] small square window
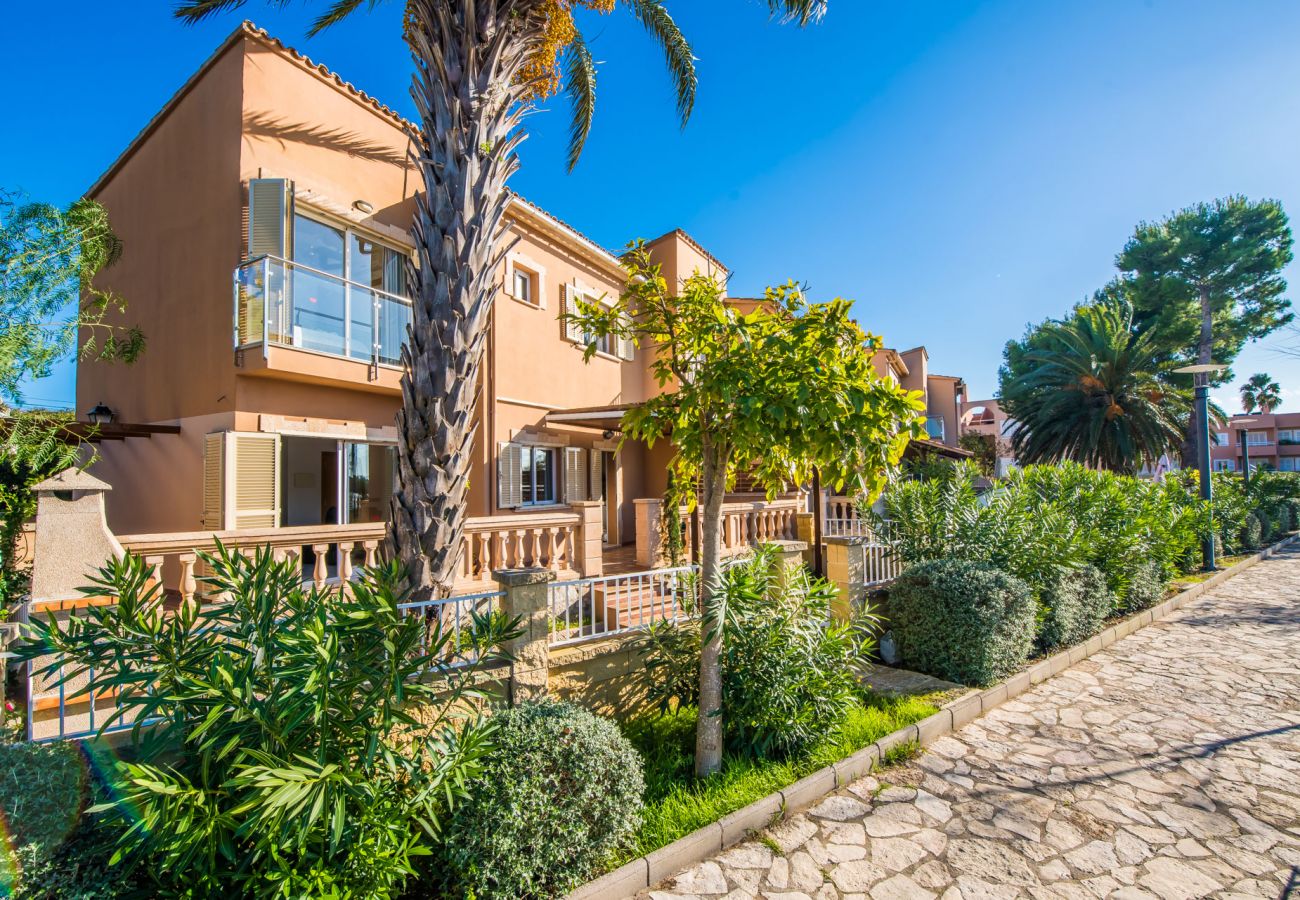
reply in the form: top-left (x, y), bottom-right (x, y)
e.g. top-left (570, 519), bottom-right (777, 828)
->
top-left (512, 268), bottom-right (538, 306)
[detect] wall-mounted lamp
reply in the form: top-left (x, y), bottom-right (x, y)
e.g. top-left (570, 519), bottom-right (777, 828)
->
top-left (602, 430), bottom-right (615, 440)
top-left (352, 199), bottom-right (374, 214)
top-left (86, 402), bottom-right (115, 426)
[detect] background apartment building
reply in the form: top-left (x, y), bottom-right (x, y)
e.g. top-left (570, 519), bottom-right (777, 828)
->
top-left (1212, 411), bottom-right (1300, 473)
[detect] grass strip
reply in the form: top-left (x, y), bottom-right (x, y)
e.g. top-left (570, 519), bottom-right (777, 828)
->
top-left (617, 692), bottom-right (938, 861)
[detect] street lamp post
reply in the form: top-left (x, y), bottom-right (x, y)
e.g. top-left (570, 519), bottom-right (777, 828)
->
top-left (1174, 363), bottom-right (1227, 571)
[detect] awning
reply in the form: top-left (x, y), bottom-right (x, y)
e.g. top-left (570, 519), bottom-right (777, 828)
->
top-left (904, 437), bottom-right (974, 461)
top-left (64, 422), bottom-right (182, 443)
top-left (544, 403), bottom-right (638, 432)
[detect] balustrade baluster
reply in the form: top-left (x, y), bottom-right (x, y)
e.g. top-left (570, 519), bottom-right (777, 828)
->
top-left (338, 541), bottom-right (355, 583)
top-left (178, 553), bottom-right (198, 607)
top-left (311, 545), bottom-right (330, 587)
top-left (362, 540), bottom-right (379, 567)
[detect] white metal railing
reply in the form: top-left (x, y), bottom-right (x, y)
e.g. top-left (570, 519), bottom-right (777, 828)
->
top-left (397, 589), bottom-right (505, 671)
top-left (234, 254), bottom-right (413, 368)
top-left (548, 566), bottom-right (698, 647)
top-left (861, 541), bottom-right (902, 586)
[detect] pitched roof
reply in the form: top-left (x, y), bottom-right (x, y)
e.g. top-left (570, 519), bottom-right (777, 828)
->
top-left (646, 229), bottom-right (730, 276)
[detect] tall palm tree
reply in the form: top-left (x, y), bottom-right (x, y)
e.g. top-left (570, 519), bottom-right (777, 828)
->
top-left (175, 0), bottom-right (829, 597)
top-left (1240, 372), bottom-right (1282, 414)
top-left (999, 302), bottom-right (1191, 474)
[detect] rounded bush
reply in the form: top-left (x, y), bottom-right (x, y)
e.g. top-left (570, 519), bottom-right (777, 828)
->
top-left (439, 698), bottom-right (645, 900)
top-left (1121, 560), bottom-right (1165, 612)
top-left (888, 559), bottom-right (1035, 687)
top-left (1038, 565), bottom-right (1114, 652)
top-left (1241, 513), bottom-right (1264, 551)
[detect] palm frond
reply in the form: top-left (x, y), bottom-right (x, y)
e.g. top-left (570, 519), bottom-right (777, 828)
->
top-left (308, 0), bottom-right (381, 36)
top-left (767, 0), bottom-right (829, 25)
top-left (622, 0), bottom-right (698, 125)
top-left (562, 32), bottom-right (598, 171)
top-left (172, 0), bottom-right (263, 24)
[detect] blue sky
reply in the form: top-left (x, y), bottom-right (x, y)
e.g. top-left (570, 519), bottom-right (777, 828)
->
top-left (7, 0), bottom-right (1300, 413)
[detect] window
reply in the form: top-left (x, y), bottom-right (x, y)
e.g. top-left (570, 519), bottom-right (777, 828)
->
top-left (1279, 458), bottom-right (1298, 472)
top-left (1247, 431), bottom-right (1270, 446)
top-left (1215, 432), bottom-right (1230, 447)
top-left (1213, 459), bottom-right (1236, 472)
top-left (561, 283), bottom-right (634, 360)
top-left (519, 446), bottom-right (556, 505)
top-left (512, 269), bottom-right (534, 304)
top-left (925, 416), bottom-right (945, 442)
top-left (1279, 429), bottom-right (1299, 445)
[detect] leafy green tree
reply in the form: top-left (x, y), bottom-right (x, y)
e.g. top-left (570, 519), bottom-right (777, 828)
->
top-left (569, 244), bottom-right (922, 775)
top-left (13, 547), bottom-right (520, 897)
top-left (174, 0), bottom-right (829, 599)
top-left (957, 431), bottom-right (996, 476)
top-left (1115, 196), bottom-right (1293, 459)
top-left (998, 301), bottom-right (1189, 474)
top-left (0, 192), bottom-right (144, 404)
top-left (1240, 372), bottom-right (1282, 414)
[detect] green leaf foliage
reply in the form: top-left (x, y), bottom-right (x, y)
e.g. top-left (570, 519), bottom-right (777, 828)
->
top-left (433, 698), bottom-right (645, 900)
top-left (0, 742), bottom-right (86, 882)
top-left (1036, 565), bottom-right (1114, 654)
top-left (634, 548), bottom-right (879, 760)
top-left (0, 192), bottom-right (144, 405)
top-left (10, 546), bottom-right (522, 898)
top-left (887, 559), bottom-right (1037, 687)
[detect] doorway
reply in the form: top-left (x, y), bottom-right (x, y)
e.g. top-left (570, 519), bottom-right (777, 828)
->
top-left (281, 435), bottom-right (396, 527)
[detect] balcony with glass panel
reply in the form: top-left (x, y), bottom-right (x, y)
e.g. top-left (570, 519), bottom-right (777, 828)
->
top-left (233, 254), bottom-right (412, 391)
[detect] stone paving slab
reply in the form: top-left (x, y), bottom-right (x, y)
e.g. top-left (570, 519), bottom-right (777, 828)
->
top-left (638, 547), bottom-right (1300, 900)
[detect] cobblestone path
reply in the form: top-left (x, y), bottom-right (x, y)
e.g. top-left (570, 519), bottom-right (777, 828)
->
top-left (640, 547), bottom-right (1300, 900)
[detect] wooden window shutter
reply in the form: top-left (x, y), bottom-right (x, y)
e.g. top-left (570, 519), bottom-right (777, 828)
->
top-left (497, 442), bottom-right (522, 508)
top-left (618, 335), bottom-right (636, 361)
top-left (201, 433), bottom-right (225, 530)
top-left (561, 283), bottom-right (585, 344)
top-left (232, 433), bottom-right (281, 529)
top-left (565, 448), bottom-right (588, 503)
top-left (589, 449), bottom-right (605, 501)
top-left (248, 178), bottom-right (290, 258)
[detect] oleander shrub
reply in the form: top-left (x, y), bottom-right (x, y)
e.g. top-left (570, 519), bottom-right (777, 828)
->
top-left (888, 559), bottom-right (1035, 686)
top-left (1037, 565), bottom-right (1114, 653)
top-left (436, 699), bottom-right (644, 900)
top-left (633, 548), bottom-right (877, 759)
top-left (11, 548), bottom-right (521, 899)
top-left (1120, 560), bottom-right (1166, 612)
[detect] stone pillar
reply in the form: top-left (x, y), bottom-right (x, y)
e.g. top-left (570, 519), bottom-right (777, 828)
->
top-left (29, 468), bottom-right (124, 606)
top-left (571, 500), bottom-right (604, 578)
top-left (494, 567), bottom-right (556, 705)
top-left (635, 498), bottom-right (664, 567)
top-left (824, 535), bottom-right (867, 622)
top-left (763, 540), bottom-right (809, 590)
top-left (795, 512), bottom-right (816, 568)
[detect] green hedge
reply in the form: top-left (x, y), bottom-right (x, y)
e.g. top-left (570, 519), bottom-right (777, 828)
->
top-left (1121, 560), bottom-right (1166, 612)
top-left (888, 559), bottom-right (1036, 687)
top-left (435, 699), bottom-right (645, 900)
top-left (1038, 565), bottom-right (1114, 653)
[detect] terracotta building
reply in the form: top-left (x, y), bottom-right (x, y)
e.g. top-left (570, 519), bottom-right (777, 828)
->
top-left (1211, 411), bottom-right (1300, 473)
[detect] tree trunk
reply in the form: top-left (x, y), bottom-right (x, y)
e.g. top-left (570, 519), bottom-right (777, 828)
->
top-left (694, 437), bottom-right (729, 778)
top-left (1180, 284), bottom-right (1215, 468)
top-left (390, 0), bottom-right (539, 599)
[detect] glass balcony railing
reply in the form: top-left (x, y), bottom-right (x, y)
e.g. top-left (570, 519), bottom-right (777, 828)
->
top-left (234, 255), bottom-right (412, 368)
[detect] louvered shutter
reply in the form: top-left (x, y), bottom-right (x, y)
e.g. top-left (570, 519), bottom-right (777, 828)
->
top-left (201, 433), bottom-right (225, 530)
top-left (248, 178), bottom-right (290, 258)
top-left (497, 443), bottom-right (523, 508)
top-left (564, 447), bottom-right (588, 503)
top-left (618, 336), bottom-right (636, 361)
top-left (561, 283), bottom-right (585, 344)
top-left (233, 433), bottom-right (281, 529)
top-left (589, 449), bottom-right (605, 501)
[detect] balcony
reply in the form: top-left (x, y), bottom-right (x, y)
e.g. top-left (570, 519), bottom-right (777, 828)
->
top-left (234, 255), bottom-right (412, 391)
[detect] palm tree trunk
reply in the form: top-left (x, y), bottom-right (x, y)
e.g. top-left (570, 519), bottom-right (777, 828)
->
top-left (1180, 284), bottom-right (1215, 468)
top-left (695, 436), bottom-right (729, 777)
top-left (390, 0), bottom-right (539, 599)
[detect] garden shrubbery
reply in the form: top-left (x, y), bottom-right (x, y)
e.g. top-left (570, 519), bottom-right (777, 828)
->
top-left (887, 559), bottom-right (1036, 686)
top-left (635, 548), bottom-right (875, 759)
top-left (435, 699), bottom-right (645, 900)
top-left (1037, 565), bottom-right (1113, 653)
top-left (875, 462), bottom-right (1300, 685)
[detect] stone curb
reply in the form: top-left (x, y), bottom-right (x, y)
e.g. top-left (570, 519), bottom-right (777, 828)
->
top-left (565, 534), bottom-right (1295, 900)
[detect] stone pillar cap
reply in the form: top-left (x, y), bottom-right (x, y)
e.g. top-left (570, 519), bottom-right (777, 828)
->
top-left (31, 467), bottom-right (112, 493)
top-left (764, 539), bottom-right (810, 552)
top-left (493, 567), bottom-right (558, 587)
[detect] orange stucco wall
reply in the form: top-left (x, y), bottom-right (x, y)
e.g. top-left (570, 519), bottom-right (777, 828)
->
top-left (78, 28), bottom-right (723, 537)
